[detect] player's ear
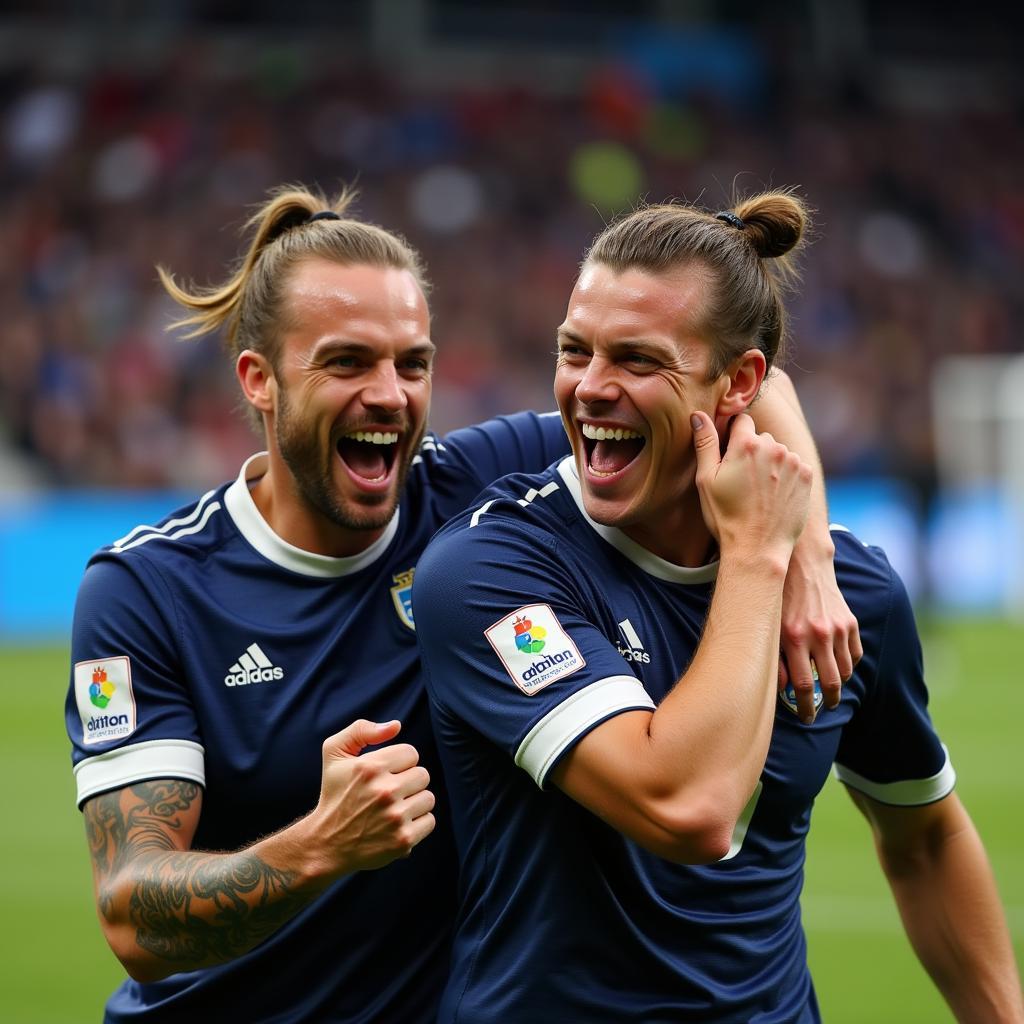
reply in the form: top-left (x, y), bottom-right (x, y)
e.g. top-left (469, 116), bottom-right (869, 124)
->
top-left (237, 350), bottom-right (277, 414)
top-left (714, 348), bottom-right (766, 419)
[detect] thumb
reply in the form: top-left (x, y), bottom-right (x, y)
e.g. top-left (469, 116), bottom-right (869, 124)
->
top-left (326, 719), bottom-right (402, 759)
top-left (691, 411), bottom-right (721, 483)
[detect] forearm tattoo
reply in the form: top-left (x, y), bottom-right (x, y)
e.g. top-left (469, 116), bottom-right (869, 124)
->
top-left (84, 781), bottom-right (313, 968)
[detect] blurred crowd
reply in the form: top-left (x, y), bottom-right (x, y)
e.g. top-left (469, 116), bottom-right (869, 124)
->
top-left (2, 24), bottom-right (1022, 504)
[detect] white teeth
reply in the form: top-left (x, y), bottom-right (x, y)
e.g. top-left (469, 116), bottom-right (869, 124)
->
top-left (581, 423), bottom-right (641, 441)
top-left (346, 431), bottom-right (398, 444)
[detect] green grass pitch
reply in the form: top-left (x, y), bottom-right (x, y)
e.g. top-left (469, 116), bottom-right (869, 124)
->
top-left (4, 619), bottom-right (1021, 1022)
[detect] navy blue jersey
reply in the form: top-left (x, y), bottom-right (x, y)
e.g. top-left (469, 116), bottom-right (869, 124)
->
top-left (65, 412), bottom-right (569, 1024)
top-left (414, 457), bottom-right (954, 1024)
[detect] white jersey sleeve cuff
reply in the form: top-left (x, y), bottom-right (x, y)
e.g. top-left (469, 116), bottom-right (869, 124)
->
top-left (74, 739), bottom-right (206, 808)
top-left (515, 675), bottom-right (655, 789)
top-left (833, 746), bottom-right (955, 806)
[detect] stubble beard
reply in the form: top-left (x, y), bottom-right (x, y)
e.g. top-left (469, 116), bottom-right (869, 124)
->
top-left (275, 387), bottom-right (422, 534)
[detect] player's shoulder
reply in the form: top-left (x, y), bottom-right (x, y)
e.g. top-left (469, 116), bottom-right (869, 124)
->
top-left (438, 458), bottom-right (574, 541)
top-left (831, 524), bottom-right (905, 627)
top-left (88, 482), bottom-right (234, 575)
top-left (440, 410), bottom-right (565, 452)
top-left (417, 459), bottom-right (575, 581)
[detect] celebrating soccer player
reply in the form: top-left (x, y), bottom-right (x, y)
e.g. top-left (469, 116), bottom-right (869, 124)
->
top-left (414, 191), bottom-right (1024, 1023)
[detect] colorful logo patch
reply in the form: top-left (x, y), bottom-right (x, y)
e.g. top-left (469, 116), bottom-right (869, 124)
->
top-left (89, 666), bottom-right (115, 708)
top-left (513, 615), bottom-right (546, 654)
top-left (75, 656), bottom-right (136, 746)
top-left (484, 603), bottom-right (584, 695)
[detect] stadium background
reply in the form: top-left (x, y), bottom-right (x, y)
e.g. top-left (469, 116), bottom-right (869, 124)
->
top-left (1, 2), bottom-right (1020, 1020)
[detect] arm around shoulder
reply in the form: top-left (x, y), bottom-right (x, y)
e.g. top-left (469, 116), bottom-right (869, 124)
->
top-left (849, 789), bottom-right (1024, 1023)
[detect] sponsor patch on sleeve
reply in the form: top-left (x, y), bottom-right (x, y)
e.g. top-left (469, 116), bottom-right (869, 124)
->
top-left (484, 603), bottom-right (585, 695)
top-left (75, 656), bottom-right (136, 746)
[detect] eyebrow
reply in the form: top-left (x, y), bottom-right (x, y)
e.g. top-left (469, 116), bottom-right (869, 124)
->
top-left (311, 339), bottom-right (437, 360)
top-left (556, 328), bottom-right (674, 357)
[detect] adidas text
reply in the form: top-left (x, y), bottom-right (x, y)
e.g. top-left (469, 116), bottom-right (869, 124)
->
top-left (224, 642), bottom-right (283, 687)
top-left (225, 666), bottom-right (284, 687)
top-left (616, 644), bottom-right (651, 664)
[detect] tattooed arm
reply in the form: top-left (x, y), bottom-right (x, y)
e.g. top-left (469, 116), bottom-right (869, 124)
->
top-left (83, 719), bottom-right (436, 982)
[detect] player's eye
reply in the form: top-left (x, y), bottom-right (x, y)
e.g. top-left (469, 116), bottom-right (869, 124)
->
top-left (556, 344), bottom-right (589, 360)
top-left (400, 357), bottom-right (431, 375)
top-left (327, 355), bottom-right (359, 369)
top-left (625, 353), bottom-right (654, 367)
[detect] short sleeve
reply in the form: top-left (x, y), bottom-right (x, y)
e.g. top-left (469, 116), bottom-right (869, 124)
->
top-left (66, 554), bottom-right (205, 808)
top-left (834, 564), bottom-right (954, 806)
top-left (413, 520), bottom-right (653, 789)
top-left (440, 412), bottom-right (571, 493)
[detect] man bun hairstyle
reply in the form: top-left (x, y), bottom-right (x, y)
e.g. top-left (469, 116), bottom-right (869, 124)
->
top-left (585, 188), bottom-right (810, 378)
top-left (158, 184), bottom-right (429, 366)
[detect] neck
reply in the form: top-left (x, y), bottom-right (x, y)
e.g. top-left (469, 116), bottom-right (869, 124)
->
top-left (620, 489), bottom-right (716, 567)
top-left (250, 455), bottom-right (387, 559)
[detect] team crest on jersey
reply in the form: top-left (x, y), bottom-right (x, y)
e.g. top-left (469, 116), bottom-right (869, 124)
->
top-left (75, 656), bottom-right (136, 746)
top-left (779, 660), bottom-right (824, 717)
top-left (390, 568), bottom-right (415, 631)
top-left (484, 603), bottom-right (584, 695)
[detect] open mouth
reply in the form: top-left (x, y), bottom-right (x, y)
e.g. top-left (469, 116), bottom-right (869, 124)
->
top-left (581, 422), bottom-right (646, 478)
top-left (336, 429), bottom-right (400, 486)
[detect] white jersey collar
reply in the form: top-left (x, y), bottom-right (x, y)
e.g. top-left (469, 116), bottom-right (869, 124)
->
top-left (225, 453), bottom-right (400, 578)
top-left (556, 457), bottom-right (719, 584)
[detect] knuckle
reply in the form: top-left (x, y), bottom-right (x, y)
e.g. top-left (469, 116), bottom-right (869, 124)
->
top-left (785, 626), bottom-right (806, 646)
top-left (810, 621), bottom-right (832, 644)
top-left (374, 786), bottom-right (396, 809)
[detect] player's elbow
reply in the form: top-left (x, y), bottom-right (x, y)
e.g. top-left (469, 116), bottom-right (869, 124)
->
top-left (123, 955), bottom-right (174, 985)
top-left (644, 797), bottom-right (736, 864)
top-left (96, 899), bottom-right (178, 984)
top-left (100, 924), bottom-right (169, 984)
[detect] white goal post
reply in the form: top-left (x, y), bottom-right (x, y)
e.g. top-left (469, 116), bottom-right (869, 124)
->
top-left (931, 354), bottom-right (1024, 615)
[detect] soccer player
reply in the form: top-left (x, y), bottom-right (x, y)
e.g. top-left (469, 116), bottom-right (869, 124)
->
top-left (414, 192), bottom-right (1024, 1023)
top-left (67, 184), bottom-right (859, 1023)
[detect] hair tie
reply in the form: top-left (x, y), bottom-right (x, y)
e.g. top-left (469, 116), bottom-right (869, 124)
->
top-left (308, 210), bottom-right (341, 222)
top-left (715, 211), bottom-right (745, 230)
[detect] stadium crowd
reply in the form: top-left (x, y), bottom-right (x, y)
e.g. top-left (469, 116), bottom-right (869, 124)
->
top-left (2, 28), bottom-right (1022, 503)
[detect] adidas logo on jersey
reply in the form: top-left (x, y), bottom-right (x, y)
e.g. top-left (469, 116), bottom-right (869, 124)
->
top-left (224, 643), bottom-right (284, 687)
top-left (615, 618), bottom-right (650, 664)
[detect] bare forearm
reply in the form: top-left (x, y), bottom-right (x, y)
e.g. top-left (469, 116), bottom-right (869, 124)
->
top-left (884, 823), bottom-right (1023, 1022)
top-left (651, 554), bottom-right (786, 817)
top-left (751, 371), bottom-right (830, 545)
top-left (856, 793), bottom-right (1024, 1023)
